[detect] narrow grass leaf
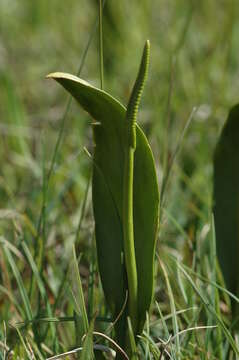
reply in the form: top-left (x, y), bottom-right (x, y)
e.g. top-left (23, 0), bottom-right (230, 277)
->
top-left (155, 302), bottom-right (171, 339)
top-left (71, 246), bottom-right (89, 334)
top-left (0, 284), bottom-right (23, 317)
top-left (144, 312), bottom-right (151, 359)
top-left (209, 215), bottom-right (223, 359)
top-left (14, 326), bottom-right (33, 360)
top-left (160, 260), bottom-right (180, 358)
top-left (173, 259), bottom-right (239, 306)
top-left (21, 241), bottom-right (58, 348)
top-left (175, 257), bottom-right (239, 356)
top-left (127, 317), bottom-right (138, 359)
top-left (2, 246), bottom-right (32, 321)
top-left (80, 319), bottom-right (94, 360)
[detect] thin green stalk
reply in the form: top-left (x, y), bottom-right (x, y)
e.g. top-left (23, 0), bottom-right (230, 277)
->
top-left (174, 256), bottom-right (239, 357)
top-left (33, 0), bottom-right (106, 277)
top-left (99, 0), bottom-right (104, 89)
top-left (21, 241), bottom-right (58, 350)
top-left (123, 40), bottom-right (150, 331)
top-left (29, 4), bottom-right (106, 316)
top-left (210, 215), bottom-right (223, 359)
top-left (127, 317), bottom-right (138, 359)
top-left (3, 246), bottom-right (33, 321)
top-left (160, 4), bottom-right (193, 209)
top-left (160, 56), bottom-right (175, 209)
top-left (87, 241), bottom-right (96, 320)
top-left (160, 260), bottom-right (179, 359)
top-left (123, 146), bottom-right (137, 330)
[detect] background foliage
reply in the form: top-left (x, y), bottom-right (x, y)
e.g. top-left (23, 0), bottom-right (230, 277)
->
top-left (1, 0), bottom-right (239, 358)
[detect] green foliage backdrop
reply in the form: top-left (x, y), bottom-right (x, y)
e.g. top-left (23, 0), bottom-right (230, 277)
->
top-left (1, 0), bottom-right (239, 358)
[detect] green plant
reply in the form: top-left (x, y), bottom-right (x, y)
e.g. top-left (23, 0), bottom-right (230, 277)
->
top-left (213, 104), bottom-right (239, 317)
top-left (47, 40), bottom-right (159, 356)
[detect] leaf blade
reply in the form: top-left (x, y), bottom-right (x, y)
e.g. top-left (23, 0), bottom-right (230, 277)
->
top-left (213, 104), bottom-right (239, 301)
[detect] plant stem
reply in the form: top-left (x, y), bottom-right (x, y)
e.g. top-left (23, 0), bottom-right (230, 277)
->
top-left (123, 40), bottom-right (150, 332)
top-left (123, 146), bottom-right (138, 331)
top-left (99, 0), bottom-right (104, 89)
top-left (31, 5), bottom-right (104, 299)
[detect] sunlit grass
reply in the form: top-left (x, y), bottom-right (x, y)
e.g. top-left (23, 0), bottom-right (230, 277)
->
top-left (1, 0), bottom-right (239, 358)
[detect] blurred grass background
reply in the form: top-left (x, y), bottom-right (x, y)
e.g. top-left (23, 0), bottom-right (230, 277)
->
top-left (1, 0), bottom-right (239, 357)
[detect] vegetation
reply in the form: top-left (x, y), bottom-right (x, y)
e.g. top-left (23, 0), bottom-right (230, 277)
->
top-left (1, 0), bottom-right (239, 359)
top-left (213, 104), bottom-right (239, 316)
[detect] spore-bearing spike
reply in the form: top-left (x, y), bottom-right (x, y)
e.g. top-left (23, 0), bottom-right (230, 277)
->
top-left (126, 40), bottom-right (150, 149)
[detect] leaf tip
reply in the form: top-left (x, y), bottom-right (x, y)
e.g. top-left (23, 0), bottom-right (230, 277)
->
top-left (145, 39), bottom-right (150, 49)
top-left (46, 72), bottom-right (64, 80)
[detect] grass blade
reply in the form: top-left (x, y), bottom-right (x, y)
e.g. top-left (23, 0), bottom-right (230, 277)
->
top-left (127, 317), bottom-right (138, 359)
top-left (2, 246), bottom-right (32, 321)
top-left (160, 260), bottom-right (179, 358)
top-left (80, 319), bottom-right (94, 360)
top-left (174, 256), bottom-right (239, 357)
top-left (71, 246), bottom-right (89, 335)
top-left (21, 241), bottom-right (58, 349)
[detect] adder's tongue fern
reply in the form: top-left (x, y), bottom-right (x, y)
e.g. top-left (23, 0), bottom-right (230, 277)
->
top-left (123, 40), bottom-right (150, 331)
top-left (47, 39), bottom-right (159, 353)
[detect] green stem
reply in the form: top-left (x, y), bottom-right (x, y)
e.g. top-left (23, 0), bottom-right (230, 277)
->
top-left (32, 8), bottom-right (102, 301)
top-left (123, 146), bottom-right (138, 331)
top-left (99, 0), bottom-right (104, 89)
top-left (123, 41), bottom-right (150, 332)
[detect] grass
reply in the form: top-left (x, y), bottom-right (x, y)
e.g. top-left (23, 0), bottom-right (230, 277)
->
top-left (1, 0), bottom-right (239, 358)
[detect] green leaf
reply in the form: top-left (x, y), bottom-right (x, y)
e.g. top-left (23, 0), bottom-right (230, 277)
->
top-left (213, 104), bottom-right (239, 303)
top-left (127, 317), bottom-right (138, 360)
top-left (71, 246), bottom-right (89, 343)
top-left (21, 241), bottom-right (58, 348)
top-left (47, 72), bottom-right (159, 338)
top-left (175, 257), bottom-right (239, 357)
top-left (73, 249), bottom-right (89, 333)
top-left (2, 245), bottom-right (33, 321)
top-left (80, 318), bottom-right (95, 360)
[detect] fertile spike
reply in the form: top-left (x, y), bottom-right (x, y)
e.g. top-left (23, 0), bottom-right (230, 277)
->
top-left (126, 40), bottom-right (150, 149)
